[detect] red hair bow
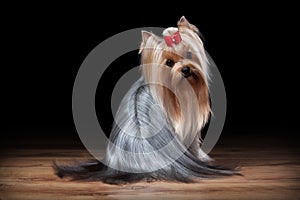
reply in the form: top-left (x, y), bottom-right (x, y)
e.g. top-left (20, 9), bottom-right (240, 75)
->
top-left (164, 31), bottom-right (182, 47)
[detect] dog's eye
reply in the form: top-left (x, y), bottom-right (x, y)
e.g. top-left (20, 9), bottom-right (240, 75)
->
top-left (166, 59), bottom-right (175, 67)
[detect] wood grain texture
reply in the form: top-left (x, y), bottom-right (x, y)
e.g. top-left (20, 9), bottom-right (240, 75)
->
top-left (0, 135), bottom-right (299, 200)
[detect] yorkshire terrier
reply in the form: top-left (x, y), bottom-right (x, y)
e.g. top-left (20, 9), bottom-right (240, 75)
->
top-left (55, 16), bottom-right (237, 184)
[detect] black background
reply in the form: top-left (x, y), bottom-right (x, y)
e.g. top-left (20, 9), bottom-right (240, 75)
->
top-left (2, 3), bottom-right (299, 146)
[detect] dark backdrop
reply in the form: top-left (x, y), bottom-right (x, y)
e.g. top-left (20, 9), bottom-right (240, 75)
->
top-left (2, 3), bottom-right (298, 146)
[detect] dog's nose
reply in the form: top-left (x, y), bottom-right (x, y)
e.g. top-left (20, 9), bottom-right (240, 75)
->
top-left (181, 66), bottom-right (190, 75)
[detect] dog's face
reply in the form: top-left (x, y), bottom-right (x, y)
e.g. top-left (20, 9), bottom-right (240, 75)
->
top-left (139, 16), bottom-right (211, 141)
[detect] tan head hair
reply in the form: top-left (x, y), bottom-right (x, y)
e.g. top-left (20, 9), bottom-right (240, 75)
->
top-left (139, 16), bottom-right (211, 143)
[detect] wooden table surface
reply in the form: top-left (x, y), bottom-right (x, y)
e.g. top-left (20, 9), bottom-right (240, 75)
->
top-left (0, 134), bottom-right (299, 200)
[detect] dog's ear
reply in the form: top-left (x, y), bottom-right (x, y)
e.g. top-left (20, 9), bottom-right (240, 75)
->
top-left (178, 16), bottom-right (199, 34)
top-left (139, 31), bottom-right (157, 54)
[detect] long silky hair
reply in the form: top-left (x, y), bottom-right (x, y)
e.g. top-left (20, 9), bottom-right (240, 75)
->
top-left (54, 16), bottom-right (238, 184)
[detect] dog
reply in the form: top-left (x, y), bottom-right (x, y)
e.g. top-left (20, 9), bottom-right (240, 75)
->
top-left (54, 16), bottom-right (237, 184)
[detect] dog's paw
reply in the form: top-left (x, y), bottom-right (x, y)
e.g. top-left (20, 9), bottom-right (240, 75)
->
top-left (198, 149), bottom-right (214, 162)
